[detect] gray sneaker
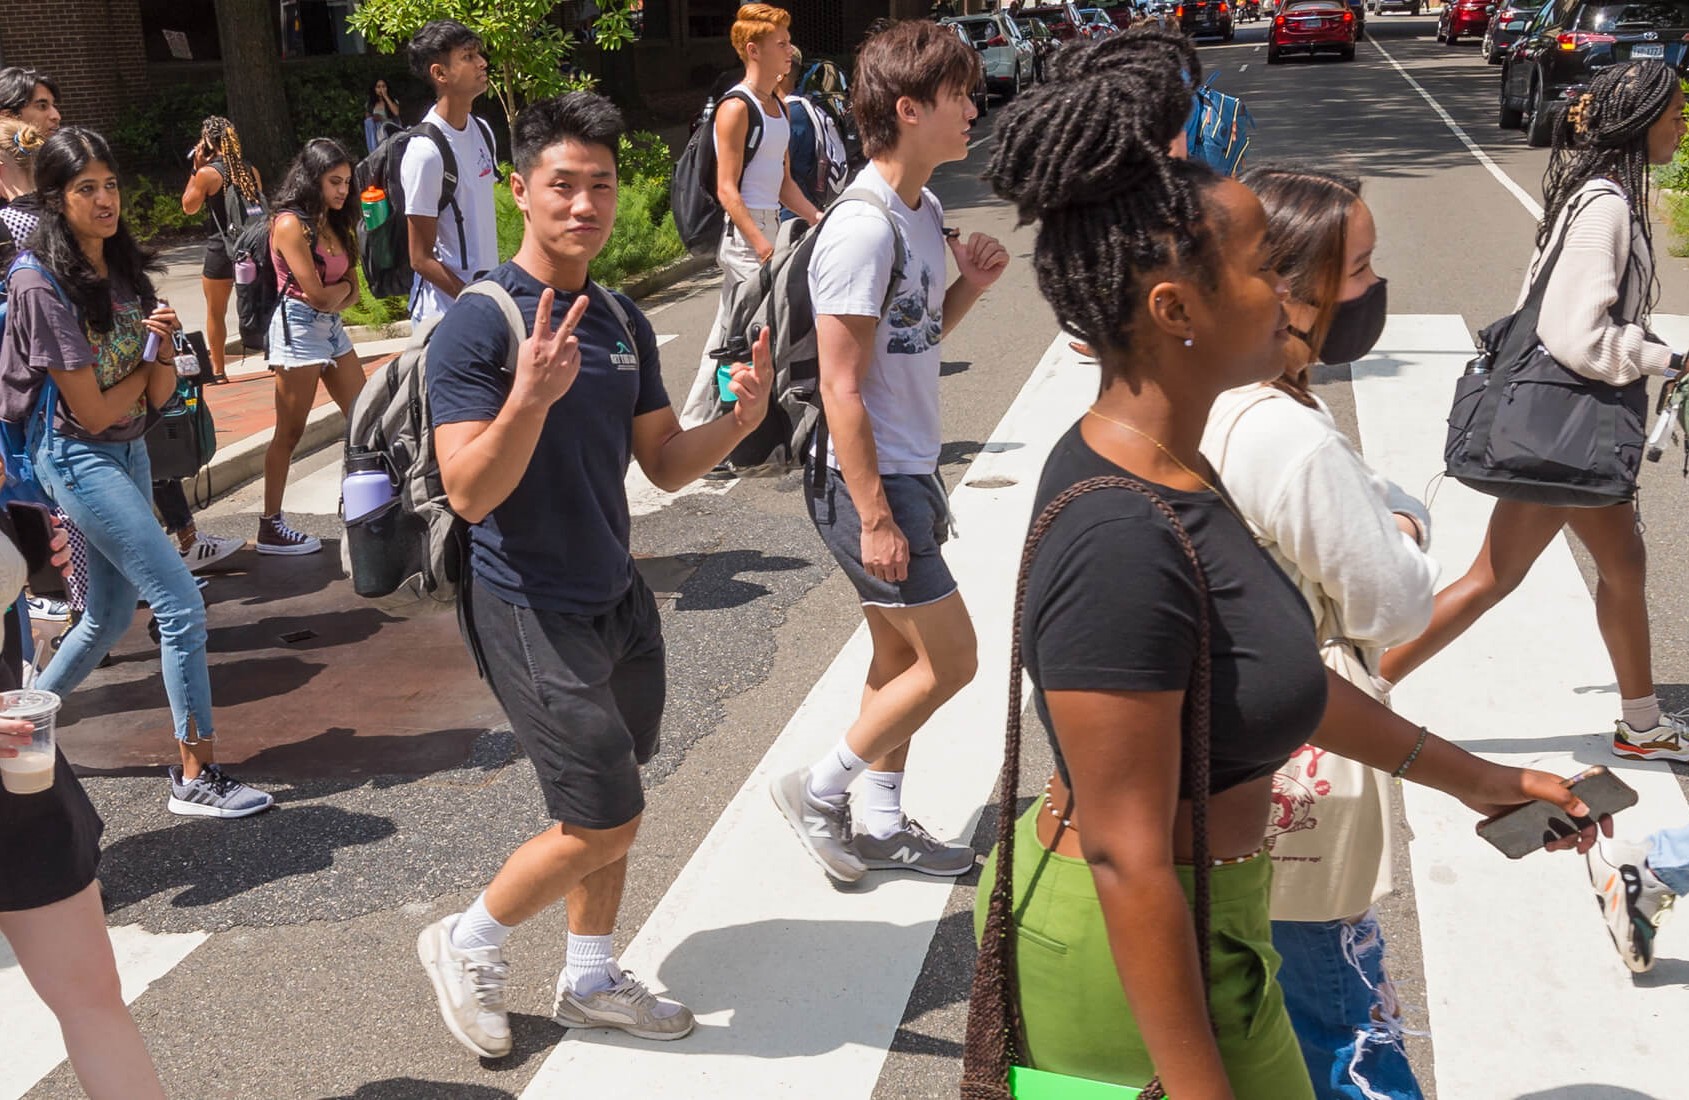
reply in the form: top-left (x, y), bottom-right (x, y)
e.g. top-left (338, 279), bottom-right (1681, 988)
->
top-left (417, 915), bottom-right (513, 1059)
top-left (553, 970), bottom-right (695, 1041)
top-left (167, 765), bottom-right (274, 819)
top-left (771, 767), bottom-right (867, 883)
top-left (851, 816), bottom-right (976, 876)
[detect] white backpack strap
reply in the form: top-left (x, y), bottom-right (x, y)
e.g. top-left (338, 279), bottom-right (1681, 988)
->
top-left (458, 281), bottom-right (526, 374)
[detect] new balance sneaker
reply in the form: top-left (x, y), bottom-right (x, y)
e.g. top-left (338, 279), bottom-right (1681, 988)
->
top-left (166, 764), bottom-right (274, 819)
top-left (850, 816), bottom-right (976, 877)
top-left (771, 767), bottom-right (867, 883)
top-left (553, 969), bottom-right (694, 1041)
top-left (256, 513), bottom-right (322, 556)
top-left (417, 915), bottom-right (513, 1059)
top-left (23, 594), bottom-right (69, 622)
top-left (1586, 838), bottom-right (1676, 973)
top-left (1612, 713), bottom-right (1689, 763)
top-left (180, 532), bottom-right (245, 573)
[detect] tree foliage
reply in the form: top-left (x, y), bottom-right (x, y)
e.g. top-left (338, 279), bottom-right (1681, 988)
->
top-left (348, 0), bottom-right (638, 130)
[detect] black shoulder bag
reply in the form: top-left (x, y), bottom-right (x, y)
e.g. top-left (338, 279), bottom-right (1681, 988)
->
top-left (1444, 193), bottom-right (1650, 508)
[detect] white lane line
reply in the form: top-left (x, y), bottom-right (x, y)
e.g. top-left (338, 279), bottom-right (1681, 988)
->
top-left (1239, 63), bottom-right (1251, 71)
top-left (656, 333), bottom-right (678, 348)
top-left (968, 135), bottom-right (991, 150)
top-left (521, 336), bottom-right (1094, 1099)
top-left (1370, 38), bottom-right (1543, 220)
top-left (1353, 315), bottom-right (1689, 1098)
top-left (0, 924), bottom-right (207, 1098)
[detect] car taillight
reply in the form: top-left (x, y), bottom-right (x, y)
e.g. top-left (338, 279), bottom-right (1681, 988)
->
top-left (1176, 4), bottom-right (1185, 15)
top-left (1343, 9), bottom-right (1354, 19)
top-left (986, 34), bottom-right (1007, 46)
top-left (1557, 31), bottom-right (1616, 49)
top-left (1274, 13), bottom-right (1286, 25)
top-left (1219, 1), bottom-right (1229, 12)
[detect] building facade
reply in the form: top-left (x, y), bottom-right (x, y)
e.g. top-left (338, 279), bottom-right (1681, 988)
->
top-left (0, 0), bottom-right (151, 134)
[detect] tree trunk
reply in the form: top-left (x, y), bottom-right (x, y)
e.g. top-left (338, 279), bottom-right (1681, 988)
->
top-left (216, 0), bottom-right (297, 183)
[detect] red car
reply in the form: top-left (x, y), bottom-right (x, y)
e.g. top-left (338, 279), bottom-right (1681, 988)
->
top-left (1267, 0), bottom-right (1357, 61)
top-left (1437, 0), bottom-right (1490, 45)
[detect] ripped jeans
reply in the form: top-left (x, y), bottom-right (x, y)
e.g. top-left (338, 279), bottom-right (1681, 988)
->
top-left (1272, 911), bottom-right (1423, 1100)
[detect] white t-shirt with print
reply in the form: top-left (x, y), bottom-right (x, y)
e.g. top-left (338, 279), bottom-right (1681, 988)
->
top-left (807, 161), bottom-right (947, 474)
top-left (400, 106), bottom-right (500, 322)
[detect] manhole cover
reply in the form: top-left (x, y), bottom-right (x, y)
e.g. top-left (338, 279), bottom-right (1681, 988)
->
top-left (966, 476), bottom-right (1017, 490)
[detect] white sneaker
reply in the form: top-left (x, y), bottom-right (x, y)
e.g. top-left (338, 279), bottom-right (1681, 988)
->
top-left (180, 532), bottom-right (245, 573)
top-left (1586, 838), bottom-right (1677, 973)
top-left (553, 969), bottom-right (695, 1041)
top-left (1613, 711), bottom-right (1689, 763)
top-left (23, 594), bottom-right (69, 622)
top-left (417, 915), bottom-right (513, 1059)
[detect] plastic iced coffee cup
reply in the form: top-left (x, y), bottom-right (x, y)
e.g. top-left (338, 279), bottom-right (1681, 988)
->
top-left (0, 689), bottom-right (60, 796)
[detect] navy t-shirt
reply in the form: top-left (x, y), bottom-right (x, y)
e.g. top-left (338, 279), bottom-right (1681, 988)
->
top-left (426, 261), bottom-right (670, 614)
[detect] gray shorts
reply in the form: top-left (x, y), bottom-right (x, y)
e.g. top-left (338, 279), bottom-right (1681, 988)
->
top-left (806, 465), bottom-right (958, 609)
top-left (467, 576), bottom-right (665, 829)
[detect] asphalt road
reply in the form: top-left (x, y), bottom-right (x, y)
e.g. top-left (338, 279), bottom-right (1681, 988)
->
top-left (20, 13), bottom-right (1689, 1098)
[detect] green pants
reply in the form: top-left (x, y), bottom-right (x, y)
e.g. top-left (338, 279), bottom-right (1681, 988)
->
top-left (975, 804), bottom-right (1315, 1099)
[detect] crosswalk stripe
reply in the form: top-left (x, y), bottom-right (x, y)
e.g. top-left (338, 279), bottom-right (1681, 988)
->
top-left (518, 335), bottom-right (1096, 1098)
top-left (1351, 314), bottom-right (1689, 1098)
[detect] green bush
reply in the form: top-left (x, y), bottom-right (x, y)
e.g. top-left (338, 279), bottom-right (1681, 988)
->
top-left (1664, 189), bottom-right (1689, 259)
top-left (591, 174), bottom-right (685, 289)
top-left (124, 175), bottom-right (200, 241)
top-left (342, 266), bottom-right (409, 330)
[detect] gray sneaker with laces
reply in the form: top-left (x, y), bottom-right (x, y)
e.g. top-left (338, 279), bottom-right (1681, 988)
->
top-left (771, 767), bottom-right (867, 883)
top-left (167, 764), bottom-right (274, 819)
top-left (417, 915), bottom-right (513, 1059)
top-left (553, 970), bottom-right (695, 1040)
top-left (850, 816), bottom-right (976, 876)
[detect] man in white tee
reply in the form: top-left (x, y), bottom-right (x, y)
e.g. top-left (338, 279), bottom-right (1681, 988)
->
top-left (678, 3), bottom-right (822, 429)
top-left (400, 20), bottom-right (499, 324)
top-left (770, 21), bottom-right (1007, 881)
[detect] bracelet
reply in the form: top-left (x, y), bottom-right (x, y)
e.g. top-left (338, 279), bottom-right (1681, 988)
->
top-left (1392, 727), bottom-right (1430, 779)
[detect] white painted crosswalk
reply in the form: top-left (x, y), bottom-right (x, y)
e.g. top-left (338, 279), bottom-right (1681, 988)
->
top-left (8, 317), bottom-right (1689, 1098)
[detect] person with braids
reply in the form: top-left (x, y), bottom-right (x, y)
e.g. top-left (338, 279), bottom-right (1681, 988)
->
top-left (1201, 167), bottom-right (1430, 1100)
top-left (0, 127), bottom-right (272, 819)
top-left (1380, 61), bottom-right (1689, 762)
top-left (180, 115), bottom-right (265, 384)
top-left (972, 31), bottom-right (1604, 1099)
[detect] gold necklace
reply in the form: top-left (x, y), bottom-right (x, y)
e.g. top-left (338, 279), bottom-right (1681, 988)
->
top-left (1084, 407), bottom-right (1250, 529)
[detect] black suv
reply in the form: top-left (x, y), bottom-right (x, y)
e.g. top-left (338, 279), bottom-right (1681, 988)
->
top-left (1501, 0), bottom-right (1689, 146)
top-left (1178, 0), bottom-right (1238, 38)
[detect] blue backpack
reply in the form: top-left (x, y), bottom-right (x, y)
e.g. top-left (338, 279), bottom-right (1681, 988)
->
top-left (1186, 72), bottom-right (1254, 178)
top-left (0, 254), bottom-right (70, 507)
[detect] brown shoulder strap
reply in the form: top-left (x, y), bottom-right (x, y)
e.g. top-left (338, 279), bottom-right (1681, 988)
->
top-left (961, 475), bottom-right (1216, 1100)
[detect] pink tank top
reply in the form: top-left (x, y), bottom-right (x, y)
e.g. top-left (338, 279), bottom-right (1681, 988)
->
top-left (272, 217), bottom-right (351, 301)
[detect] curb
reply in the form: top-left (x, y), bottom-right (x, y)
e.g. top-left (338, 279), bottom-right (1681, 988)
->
top-left (195, 252), bottom-right (720, 505)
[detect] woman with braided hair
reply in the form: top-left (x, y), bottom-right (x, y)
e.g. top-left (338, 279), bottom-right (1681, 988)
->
top-left (1380, 61), bottom-right (1689, 761)
top-left (971, 29), bottom-right (1604, 1099)
top-left (180, 115), bottom-right (265, 384)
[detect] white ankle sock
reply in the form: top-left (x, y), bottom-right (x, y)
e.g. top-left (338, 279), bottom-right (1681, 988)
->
top-left (562, 933), bottom-right (618, 997)
top-left (807, 741), bottom-right (869, 801)
top-left (1623, 695), bottom-right (1662, 732)
top-left (860, 771), bottom-right (906, 839)
top-left (451, 893), bottom-right (513, 952)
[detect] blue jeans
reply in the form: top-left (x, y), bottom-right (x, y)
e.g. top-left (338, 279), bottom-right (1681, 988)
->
top-left (1648, 825), bottom-right (1689, 895)
top-left (1272, 913), bottom-right (1423, 1100)
top-left (34, 433), bottom-right (214, 742)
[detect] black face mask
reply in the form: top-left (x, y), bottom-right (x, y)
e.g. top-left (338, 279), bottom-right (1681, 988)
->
top-left (1289, 277), bottom-right (1388, 365)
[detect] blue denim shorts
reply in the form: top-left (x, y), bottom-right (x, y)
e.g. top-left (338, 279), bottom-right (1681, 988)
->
top-left (268, 298), bottom-right (354, 369)
top-left (805, 464), bottom-right (957, 608)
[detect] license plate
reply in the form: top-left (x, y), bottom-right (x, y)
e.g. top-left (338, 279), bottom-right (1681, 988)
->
top-left (1633, 42), bottom-right (1665, 58)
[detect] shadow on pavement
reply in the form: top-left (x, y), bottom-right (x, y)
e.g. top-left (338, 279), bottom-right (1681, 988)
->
top-left (323, 1082), bottom-right (516, 1099)
top-left (671, 549), bottom-right (811, 613)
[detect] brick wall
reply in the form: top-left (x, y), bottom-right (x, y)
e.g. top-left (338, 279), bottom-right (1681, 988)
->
top-left (0, 0), bottom-right (150, 135)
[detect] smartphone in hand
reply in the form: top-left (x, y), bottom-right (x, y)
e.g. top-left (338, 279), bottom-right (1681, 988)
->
top-left (1476, 765), bottom-right (1638, 859)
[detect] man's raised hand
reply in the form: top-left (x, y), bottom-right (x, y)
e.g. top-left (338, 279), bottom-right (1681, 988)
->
top-left (726, 326), bottom-right (775, 431)
top-left (512, 289), bottom-right (590, 412)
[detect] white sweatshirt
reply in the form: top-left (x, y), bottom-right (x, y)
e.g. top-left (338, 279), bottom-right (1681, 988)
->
top-left (1202, 384), bottom-right (1437, 653)
top-left (1520, 178), bottom-right (1673, 386)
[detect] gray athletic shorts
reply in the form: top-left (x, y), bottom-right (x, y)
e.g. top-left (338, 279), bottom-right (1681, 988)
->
top-left (468, 576), bottom-right (665, 829)
top-left (806, 464), bottom-right (958, 609)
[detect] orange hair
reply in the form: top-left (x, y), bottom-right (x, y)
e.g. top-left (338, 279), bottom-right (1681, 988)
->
top-left (731, 4), bottom-right (791, 60)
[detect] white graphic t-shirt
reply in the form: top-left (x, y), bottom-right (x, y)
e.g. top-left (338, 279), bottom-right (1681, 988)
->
top-left (807, 161), bottom-right (947, 474)
top-left (400, 106), bottom-right (500, 322)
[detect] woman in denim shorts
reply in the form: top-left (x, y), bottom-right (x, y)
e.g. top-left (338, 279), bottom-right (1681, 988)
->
top-left (261, 138), bottom-right (367, 556)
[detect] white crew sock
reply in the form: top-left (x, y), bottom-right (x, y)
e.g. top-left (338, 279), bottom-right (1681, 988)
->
top-left (860, 770), bottom-right (906, 840)
top-left (807, 740), bottom-right (870, 801)
top-left (561, 933), bottom-right (619, 997)
top-left (1622, 694), bottom-right (1663, 733)
top-left (451, 892), bottom-right (513, 952)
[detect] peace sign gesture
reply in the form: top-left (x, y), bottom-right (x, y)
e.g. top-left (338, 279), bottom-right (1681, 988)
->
top-left (512, 288), bottom-right (590, 412)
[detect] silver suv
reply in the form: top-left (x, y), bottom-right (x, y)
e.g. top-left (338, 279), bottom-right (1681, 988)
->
top-left (943, 13), bottom-right (1037, 98)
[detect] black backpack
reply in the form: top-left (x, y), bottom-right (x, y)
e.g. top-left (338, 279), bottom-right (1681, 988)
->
top-left (671, 87), bottom-right (766, 254)
top-left (354, 118), bottom-right (499, 300)
top-left (212, 163), bottom-right (266, 255)
top-left (231, 209), bottom-right (315, 353)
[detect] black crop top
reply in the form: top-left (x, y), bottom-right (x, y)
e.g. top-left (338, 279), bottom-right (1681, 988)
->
top-left (1022, 424), bottom-right (1329, 798)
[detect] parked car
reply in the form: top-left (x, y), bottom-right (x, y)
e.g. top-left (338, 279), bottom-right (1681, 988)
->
top-left (1177, 0), bottom-right (1239, 39)
top-left (1023, 3), bottom-right (1089, 40)
top-left (942, 19), bottom-right (992, 117)
top-left (1483, 2), bottom-right (1534, 61)
top-left (1500, 0), bottom-right (1689, 146)
top-left (1373, 0), bottom-right (1422, 15)
top-left (1346, 0), bottom-right (1369, 35)
top-left (1437, 0), bottom-right (1492, 43)
top-left (1014, 16), bottom-right (1060, 83)
top-left (943, 13), bottom-right (1037, 98)
top-left (1078, 7), bottom-right (1125, 33)
top-left (1269, 0), bottom-right (1359, 60)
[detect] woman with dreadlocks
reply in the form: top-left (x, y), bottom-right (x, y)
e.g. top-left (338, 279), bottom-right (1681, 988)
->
top-left (1381, 61), bottom-right (1688, 761)
top-left (180, 115), bottom-right (264, 384)
top-left (969, 29), bottom-right (1601, 1099)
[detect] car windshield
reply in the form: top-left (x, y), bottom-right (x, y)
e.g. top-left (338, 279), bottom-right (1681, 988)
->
top-left (1578, 1), bottom-right (1689, 28)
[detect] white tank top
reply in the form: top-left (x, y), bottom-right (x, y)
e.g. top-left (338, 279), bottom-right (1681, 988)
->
top-left (718, 81), bottom-right (789, 211)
